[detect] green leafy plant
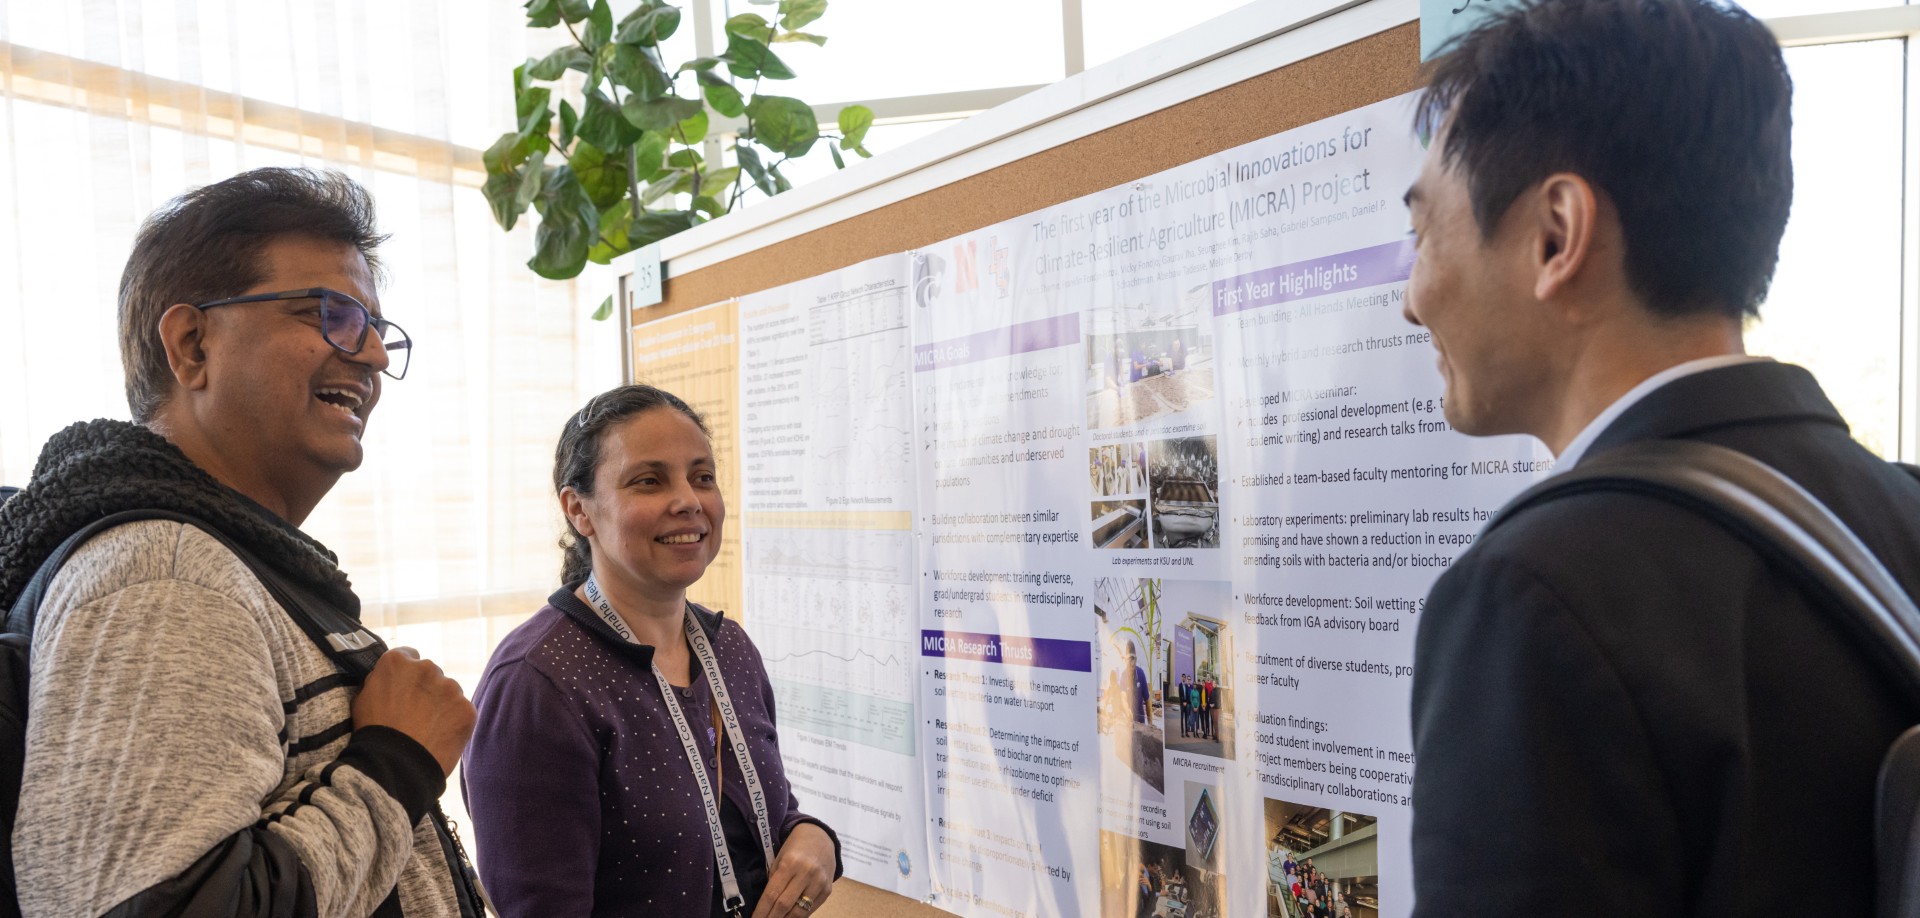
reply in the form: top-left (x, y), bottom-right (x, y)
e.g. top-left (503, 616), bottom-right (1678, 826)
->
top-left (483, 0), bottom-right (874, 294)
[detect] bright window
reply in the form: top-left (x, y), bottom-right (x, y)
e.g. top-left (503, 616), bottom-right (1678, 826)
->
top-left (1745, 38), bottom-right (1906, 457)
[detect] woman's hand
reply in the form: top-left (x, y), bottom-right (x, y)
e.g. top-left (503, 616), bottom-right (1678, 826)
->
top-left (753, 822), bottom-right (836, 918)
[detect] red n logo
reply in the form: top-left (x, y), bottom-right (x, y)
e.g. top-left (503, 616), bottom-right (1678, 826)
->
top-left (953, 241), bottom-right (980, 294)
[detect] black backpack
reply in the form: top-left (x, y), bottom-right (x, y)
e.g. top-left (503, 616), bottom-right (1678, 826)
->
top-left (1492, 440), bottom-right (1920, 918)
top-left (0, 507), bottom-right (487, 917)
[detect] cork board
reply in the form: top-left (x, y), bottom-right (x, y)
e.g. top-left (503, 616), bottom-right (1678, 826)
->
top-left (638, 19), bottom-right (1420, 915)
top-left (643, 21), bottom-right (1420, 323)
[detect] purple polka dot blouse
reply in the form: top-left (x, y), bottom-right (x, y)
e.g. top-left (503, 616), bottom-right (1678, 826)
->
top-left (462, 588), bottom-right (841, 916)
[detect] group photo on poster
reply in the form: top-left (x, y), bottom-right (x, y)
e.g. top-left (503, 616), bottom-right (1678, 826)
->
top-left (1264, 800), bottom-right (1379, 918)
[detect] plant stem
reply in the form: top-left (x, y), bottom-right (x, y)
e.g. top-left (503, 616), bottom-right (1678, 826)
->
top-left (546, 133), bottom-right (583, 167)
top-left (677, 115), bottom-right (701, 202)
top-left (627, 144), bottom-right (643, 220)
top-left (728, 154), bottom-right (745, 210)
top-left (599, 73), bottom-right (646, 217)
top-left (732, 74), bottom-right (765, 207)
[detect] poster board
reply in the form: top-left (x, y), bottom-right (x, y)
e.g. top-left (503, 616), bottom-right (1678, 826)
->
top-left (648, 24), bottom-right (1423, 322)
top-left (627, 20), bottom-right (1553, 918)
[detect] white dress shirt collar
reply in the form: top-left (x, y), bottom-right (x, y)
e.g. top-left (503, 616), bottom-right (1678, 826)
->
top-left (1553, 354), bottom-right (1773, 471)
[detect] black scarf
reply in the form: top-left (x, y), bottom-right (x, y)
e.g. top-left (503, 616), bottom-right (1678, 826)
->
top-left (0, 419), bottom-right (358, 616)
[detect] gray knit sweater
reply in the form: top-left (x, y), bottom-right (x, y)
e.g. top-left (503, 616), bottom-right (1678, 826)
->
top-left (14, 519), bottom-right (459, 918)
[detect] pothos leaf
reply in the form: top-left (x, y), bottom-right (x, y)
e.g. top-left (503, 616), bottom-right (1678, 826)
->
top-left (698, 70), bottom-right (747, 118)
top-left (527, 45), bottom-right (592, 81)
top-left (622, 94), bottom-right (704, 133)
top-left (576, 88), bottom-right (641, 150)
top-left (571, 140), bottom-right (630, 209)
top-left (723, 33), bottom-right (795, 80)
top-left (836, 103), bottom-right (873, 149)
top-left (778, 0), bottom-right (827, 31)
top-left (582, 0), bottom-right (614, 51)
top-left (633, 131), bottom-right (669, 180)
top-left (529, 165), bottom-right (598, 279)
top-left (735, 143), bottom-right (775, 196)
top-left (525, 0), bottom-right (561, 28)
top-left (745, 94), bottom-right (818, 157)
top-left (617, 3), bottom-right (682, 45)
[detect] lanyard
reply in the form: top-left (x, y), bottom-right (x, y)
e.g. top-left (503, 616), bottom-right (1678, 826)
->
top-left (583, 574), bottom-right (778, 915)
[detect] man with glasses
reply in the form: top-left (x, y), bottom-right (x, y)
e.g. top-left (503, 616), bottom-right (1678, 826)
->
top-left (0, 168), bottom-right (476, 916)
top-left (195, 286), bottom-right (413, 381)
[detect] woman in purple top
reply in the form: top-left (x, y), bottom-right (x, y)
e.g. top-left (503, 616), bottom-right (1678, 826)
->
top-left (463, 385), bottom-right (840, 917)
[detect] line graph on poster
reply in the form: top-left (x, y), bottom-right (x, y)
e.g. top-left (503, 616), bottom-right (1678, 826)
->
top-left (745, 528), bottom-right (913, 584)
top-left (752, 590), bottom-right (916, 752)
top-left (748, 611), bottom-right (915, 700)
top-left (746, 577), bottom-right (915, 699)
top-left (770, 675), bottom-right (917, 755)
top-left (805, 330), bottom-right (913, 503)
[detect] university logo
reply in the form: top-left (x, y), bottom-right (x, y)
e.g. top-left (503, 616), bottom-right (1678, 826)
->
top-left (950, 237), bottom-right (1010, 299)
top-left (912, 251), bottom-right (946, 309)
top-left (988, 237), bottom-right (1011, 298)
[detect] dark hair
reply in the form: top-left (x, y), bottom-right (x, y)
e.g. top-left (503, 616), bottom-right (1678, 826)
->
top-left (1417, 0), bottom-right (1791, 319)
top-left (118, 167), bottom-right (389, 422)
top-left (553, 384), bottom-right (712, 585)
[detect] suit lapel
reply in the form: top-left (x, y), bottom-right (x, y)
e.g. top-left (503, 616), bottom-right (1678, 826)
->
top-left (1581, 361), bottom-right (1849, 461)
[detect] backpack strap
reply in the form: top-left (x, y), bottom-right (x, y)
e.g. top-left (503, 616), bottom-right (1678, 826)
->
top-left (5, 509), bottom-right (387, 674)
top-left (1489, 439), bottom-right (1920, 918)
top-left (1490, 439), bottom-right (1920, 699)
top-left (8, 510), bottom-right (206, 637)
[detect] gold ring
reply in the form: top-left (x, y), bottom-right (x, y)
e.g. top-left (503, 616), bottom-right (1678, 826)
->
top-left (797, 895), bottom-right (814, 911)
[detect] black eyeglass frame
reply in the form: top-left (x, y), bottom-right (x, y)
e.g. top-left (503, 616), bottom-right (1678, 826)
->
top-left (193, 287), bottom-right (411, 380)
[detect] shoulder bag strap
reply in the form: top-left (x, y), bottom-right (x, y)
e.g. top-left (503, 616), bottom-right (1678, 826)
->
top-left (8, 509), bottom-right (209, 636)
top-left (1489, 439), bottom-right (1920, 918)
top-left (1490, 439), bottom-right (1920, 698)
top-left (7, 509), bottom-right (388, 671)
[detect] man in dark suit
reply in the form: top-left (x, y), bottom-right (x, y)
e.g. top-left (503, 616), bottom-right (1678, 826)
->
top-left (1402, 1), bottom-right (1920, 915)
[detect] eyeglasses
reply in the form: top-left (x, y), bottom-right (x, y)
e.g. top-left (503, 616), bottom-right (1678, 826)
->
top-left (194, 287), bottom-right (412, 380)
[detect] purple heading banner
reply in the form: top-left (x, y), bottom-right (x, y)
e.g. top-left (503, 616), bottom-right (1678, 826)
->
top-left (920, 630), bottom-right (1093, 672)
top-left (913, 313), bottom-right (1081, 372)
top-left (1211, 238), bottom-right (1415, 316)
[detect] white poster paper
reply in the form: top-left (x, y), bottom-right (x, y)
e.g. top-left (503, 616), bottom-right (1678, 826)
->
top-left (737, 254), bottom-right (929, 897)
top-left (903, 93), bottom-right (1552, 918)
top-left (710, 91), bottom-right (1557, 918)
top-left (912, 227), bottom-right (1102, 918)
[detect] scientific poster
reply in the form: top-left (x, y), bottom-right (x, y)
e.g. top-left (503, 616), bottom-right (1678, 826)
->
top-left (636, 91), bottom-right (1557, 918)
top-left (907, 93), bottom-right (1551, 918)
top-left (736, 255), bottom-right (929, 897)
